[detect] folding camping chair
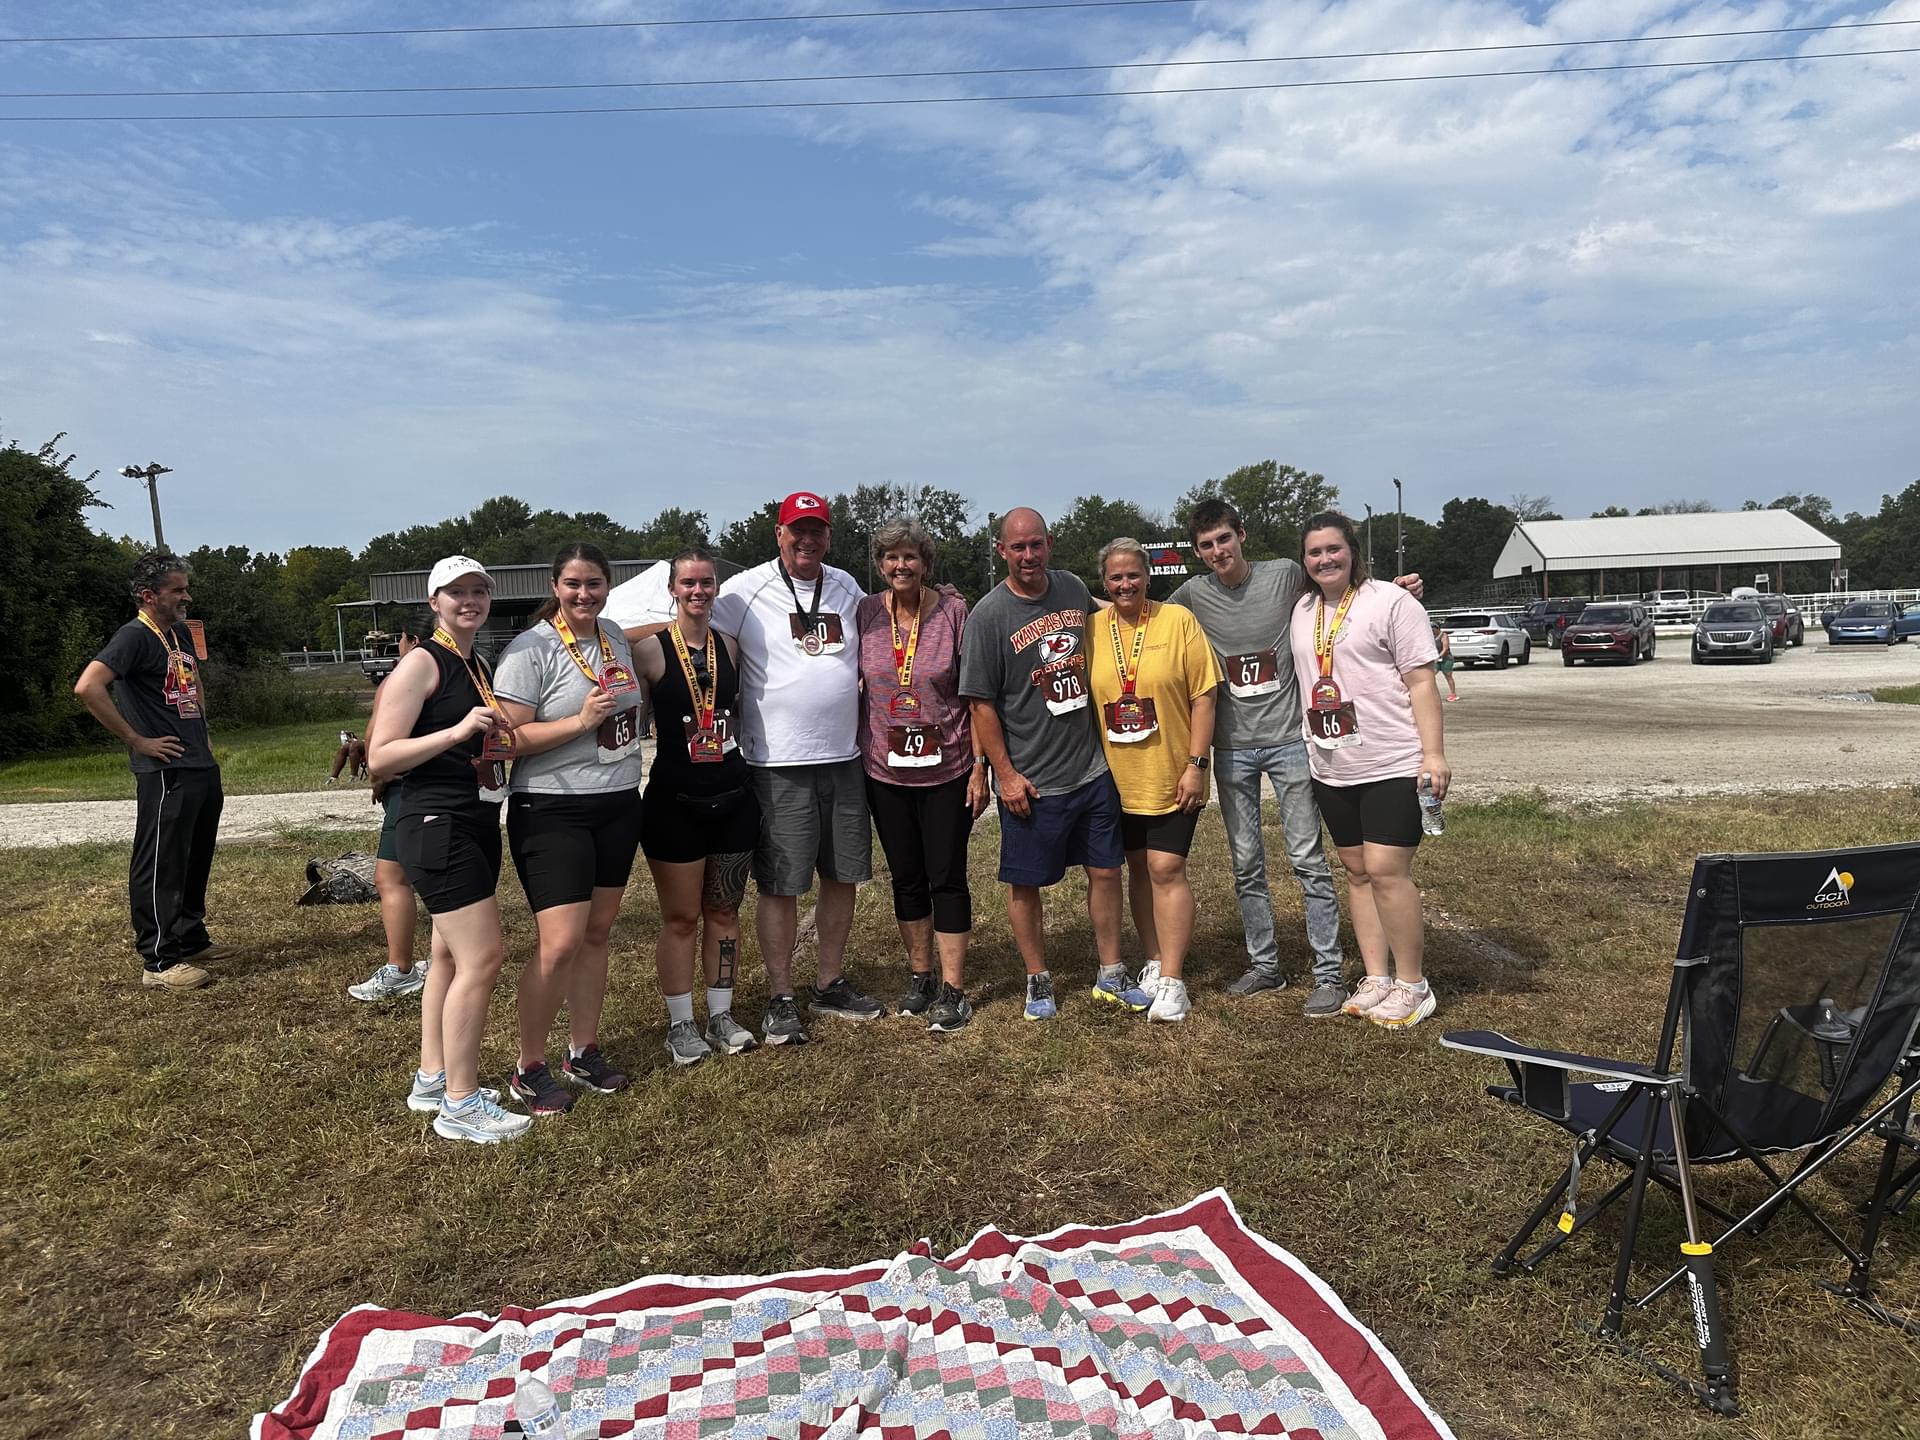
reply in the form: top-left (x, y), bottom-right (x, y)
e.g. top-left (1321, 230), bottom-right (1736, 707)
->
top-left (1441, 842), bottom-right (1920, 1416)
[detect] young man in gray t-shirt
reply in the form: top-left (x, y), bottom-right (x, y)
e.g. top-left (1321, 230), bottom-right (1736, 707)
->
top-left (1171, 499), bottom-right (1420, 1017)
top-left (960, 508), bottom-right (1148, 1021)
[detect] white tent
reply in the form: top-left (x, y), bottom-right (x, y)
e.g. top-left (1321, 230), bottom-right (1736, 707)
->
top-left (602, 561), bottom-right (676, 630)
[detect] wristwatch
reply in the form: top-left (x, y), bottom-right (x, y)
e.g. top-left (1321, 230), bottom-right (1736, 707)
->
top-left (973, 755), bottom-right (990, 767)
top-left (1188, 755), bottom-right (1210, 770)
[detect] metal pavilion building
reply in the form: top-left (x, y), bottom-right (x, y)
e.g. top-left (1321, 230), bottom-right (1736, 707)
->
top-left (1492, 511), bottom-right (1842, 600)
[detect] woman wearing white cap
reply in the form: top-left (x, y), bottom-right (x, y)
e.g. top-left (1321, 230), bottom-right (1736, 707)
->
top-left (367, 555), bottom-right (530, 1144)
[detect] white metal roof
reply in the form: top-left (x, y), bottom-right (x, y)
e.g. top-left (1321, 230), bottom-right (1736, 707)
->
top-left (1493, 511), bottom-right (1840, 577)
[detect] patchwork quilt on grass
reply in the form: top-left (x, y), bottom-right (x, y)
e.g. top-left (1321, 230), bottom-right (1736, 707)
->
top-left (255, 1190), bottom-right (1453, 1439)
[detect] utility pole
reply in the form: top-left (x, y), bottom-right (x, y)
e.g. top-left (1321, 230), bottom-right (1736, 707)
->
top-left (1392, 477), bottom-right (1405, 577)
top-left (1364, 503), bottom-right (1375, 574)
top-left (119, 462), bottom-right (174, 549)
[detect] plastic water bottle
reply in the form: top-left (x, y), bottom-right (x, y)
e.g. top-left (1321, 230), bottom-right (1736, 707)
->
top-left (514, 1375), bottom-right (568, 1437)
top-left (1418, 773), bottom-right (1445, 836)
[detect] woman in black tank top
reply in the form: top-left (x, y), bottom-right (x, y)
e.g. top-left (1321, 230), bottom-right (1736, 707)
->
top-left (628, 550), bottom-right (762, 1062)
top-left (366, 558), bottom-right (531, 1145)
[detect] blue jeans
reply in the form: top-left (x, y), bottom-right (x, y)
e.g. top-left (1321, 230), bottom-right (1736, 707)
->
top-left (1214, 741), bottom-right (1343, 984)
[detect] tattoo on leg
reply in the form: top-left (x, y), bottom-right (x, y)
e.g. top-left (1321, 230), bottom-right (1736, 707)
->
top-left (717, 938), bottom-right (737, 989)
top-left (704, 850), bottom-right (752, 909)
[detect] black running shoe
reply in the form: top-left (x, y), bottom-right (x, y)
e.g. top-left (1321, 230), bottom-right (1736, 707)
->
top-left (926, 983), bottom-right (974, 1034)
top-left (508, 1061), bottom-right (575, 1116)
top-left (898, 971), bottom-right (937, 1016)
top-left (810, 975), bottom-right (884, 1021)
top-left (561, 1044), bottom-right (630, 1094)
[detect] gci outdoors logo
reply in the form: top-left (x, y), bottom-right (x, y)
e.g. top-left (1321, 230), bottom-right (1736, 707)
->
top-left (1809, 866), bottom-right (1855, 911)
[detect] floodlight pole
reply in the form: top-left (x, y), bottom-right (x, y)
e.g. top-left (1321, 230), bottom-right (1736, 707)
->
top-left (1392, 477), bottom-right (1405, 576)
top-left (120, 462), bottom-right (173, 550)
top-left (1364, 503), bottom-right (1375, 573)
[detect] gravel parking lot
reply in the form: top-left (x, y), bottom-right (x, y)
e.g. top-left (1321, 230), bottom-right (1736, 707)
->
top-left (3, 641), bottom-right (1917, 848)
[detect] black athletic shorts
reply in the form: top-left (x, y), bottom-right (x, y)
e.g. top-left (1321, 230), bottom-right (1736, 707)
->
top-left (395, 806), bottom-right (503, 915)
top-left (640, 780), bottom-right (761, 866)
top-left (507, 788), bottom-right (644, 912)
top-left (1310, 776), bottom-right (1422, 850)
top-left (375, 789), bottom-right (402, 864)
top-left (1119, 808), bottom-right (1200, 857)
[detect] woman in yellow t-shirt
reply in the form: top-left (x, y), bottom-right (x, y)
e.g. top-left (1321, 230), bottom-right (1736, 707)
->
top-left (1089, 538), bottom-right (1222, 1023)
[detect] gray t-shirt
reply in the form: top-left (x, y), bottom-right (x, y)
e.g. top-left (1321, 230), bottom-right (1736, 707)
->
top-left (492, 618), bottom-right (647, 794)
top-left (958, 570), bottom-right (1108, 798)
top-left (1170, 558), bottom-right (1306, 750)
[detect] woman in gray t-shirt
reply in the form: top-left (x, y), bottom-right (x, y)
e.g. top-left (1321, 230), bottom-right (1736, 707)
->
top-left (492, 543), bottom-right (648, 1115)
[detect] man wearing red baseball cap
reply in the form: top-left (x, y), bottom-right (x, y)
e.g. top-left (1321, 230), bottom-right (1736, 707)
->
top-left (710, 491), bottom-right (883, 1044)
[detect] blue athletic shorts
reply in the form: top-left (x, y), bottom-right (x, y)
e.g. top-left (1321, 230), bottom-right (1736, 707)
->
top-left (997, 772), bottom-right (1124, 886)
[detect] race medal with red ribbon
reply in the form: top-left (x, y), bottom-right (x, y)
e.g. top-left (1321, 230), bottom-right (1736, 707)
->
top-left (1103, 694), bottom-right (1159, 743)
top-left (688, 713), bottom-right (732, 763)
top-left (790, 612), bottom-right (845, 656)
top-left (1308, 591), bottom-right (1363, 751)
top-left (886, 723), bottom-right (940, 769)
top-left (476, 725), bottom-right (512, 796)
top-left (599, 661), bottom-right (639, 696)
top-left (142, 614), bottom-right (204, 718)
top-left (887, 689), bottom-right (922, 722)
top-left (1310, 678), bottom-right (1342, 711)
top-left (1225, 645), bottom-right (1281, 698)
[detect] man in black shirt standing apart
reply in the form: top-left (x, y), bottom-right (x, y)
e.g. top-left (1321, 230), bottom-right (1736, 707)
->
top-left (73, 551), bottom-right (230, 990)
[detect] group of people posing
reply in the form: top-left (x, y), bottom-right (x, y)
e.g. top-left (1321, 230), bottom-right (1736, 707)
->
top-left (80, 493), bottom-right (1452, 1146)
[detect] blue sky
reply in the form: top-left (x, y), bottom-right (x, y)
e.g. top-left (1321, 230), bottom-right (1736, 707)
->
top-left (1, 0), bottom-right (1915, 552)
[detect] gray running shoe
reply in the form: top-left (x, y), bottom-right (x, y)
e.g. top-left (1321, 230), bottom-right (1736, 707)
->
top-left (663, 1019), bottom-right (713, 1068)
top-left (926, 983), bottom-right (973, 1033)
top-left (1302, 981), bottom-right (1347, 1018)
top-left (898, 971), bottom-right (937, 1016)
top-left (1227, 968), bottom-right (1287, 997)
top-left (763, 994), bottom-right (810, 1046)
top-left (811, 975), bottom-right (884, 1021)
top-left (705, 1011), bottom-right (758, 1055)
top-left (348, 962), bottom-right (426, 1002)
top-left (406, 1074), bottom-right (500, 1114)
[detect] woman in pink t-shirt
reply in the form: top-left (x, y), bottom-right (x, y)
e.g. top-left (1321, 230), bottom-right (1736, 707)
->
top-left (1288, 511), bottom-right (1450, 1031)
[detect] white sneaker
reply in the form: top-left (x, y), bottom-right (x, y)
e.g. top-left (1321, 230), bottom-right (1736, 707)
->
top-left (407, 1074), bottom-right (500, 1114)
top-left (1147, 976), bottom-right (1191, 1023)
top-left (1138, 959), bottom-right (1162, 991)
top-left (348, 962), bottom-right (426, 1001)
top-left (432, 1092), bottom-right (532, 1144)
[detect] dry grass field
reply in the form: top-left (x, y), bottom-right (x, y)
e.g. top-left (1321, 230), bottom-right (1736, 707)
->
top-left (3, 788), bottom-right (1917, 1438)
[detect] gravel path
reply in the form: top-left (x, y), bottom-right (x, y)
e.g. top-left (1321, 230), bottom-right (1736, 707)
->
top-left (4, 643), bottom-right (1918, 849)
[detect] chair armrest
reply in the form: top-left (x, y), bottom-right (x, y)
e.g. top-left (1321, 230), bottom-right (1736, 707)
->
top-left (1440, 1029), bottom-right (1676, 1087)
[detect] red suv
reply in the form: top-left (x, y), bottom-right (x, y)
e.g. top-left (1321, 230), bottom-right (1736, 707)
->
top-left (1561, 602), bottom-right (1657, 666)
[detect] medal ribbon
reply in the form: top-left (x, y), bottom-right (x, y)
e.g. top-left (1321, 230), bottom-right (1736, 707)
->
top-left (888, 592), bottom-right (923, 690)
top-left (670, 623), bottom-right (720, 731)
top-left (551, 612), bottom-right (614, 688)
top-left (1108, 601), bottom-right (1150, 697)
top-left (778, 560), bottom-right (825, 625)
top-left (1313, 586), bottom-right (1358, 682)
top-left (432, 627), bottom-right (510, 742)
top-left (138, 611), bottom-right (195, 691)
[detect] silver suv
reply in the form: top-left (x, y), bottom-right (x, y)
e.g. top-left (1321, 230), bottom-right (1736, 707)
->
top-left (1691, 602), bottom-right (1773, 664)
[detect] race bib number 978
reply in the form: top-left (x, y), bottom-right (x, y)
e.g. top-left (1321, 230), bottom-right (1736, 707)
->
top-left (1037, 663), bottom-right (1088, 716)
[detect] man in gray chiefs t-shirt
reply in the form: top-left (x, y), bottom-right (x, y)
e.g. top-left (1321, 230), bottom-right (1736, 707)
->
top-left (961, 508), bottom-right (1147, 1021)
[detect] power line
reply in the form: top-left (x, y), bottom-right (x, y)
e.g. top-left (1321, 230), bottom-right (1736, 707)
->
top-left (5, 17), bottom-right (1910, 99)
top-left (0, 0), bottom-right (1202, 45)
top-left (2, 46), bottom-right (1910, 120)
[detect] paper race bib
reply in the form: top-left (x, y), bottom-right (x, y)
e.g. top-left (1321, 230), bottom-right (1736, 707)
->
top-left (596, 706), bottom-right (640, 762)
top-left (885, 724), bottom-right (941, 769)
top-left (1034, 660), bottom-right (1088, 716)
top-left (474, 756), bottom-right (509, 801)
top-left (1306, 702), bottom-right (1362, 750)
top-left (1224, 646), bottom-right (1281, 698)
top-left (1103, 696), bottom-right (1159, 743)
top-left (789, 613), bottom-right (845, 656)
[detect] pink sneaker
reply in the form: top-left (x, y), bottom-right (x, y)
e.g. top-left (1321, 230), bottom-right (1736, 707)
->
top-left (1340, 975), bottom-right (1394, 1018)
top-left (1368, 981), bottom-right (1437, 1030)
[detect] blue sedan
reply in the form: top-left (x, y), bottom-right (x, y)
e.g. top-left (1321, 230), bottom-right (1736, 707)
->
top-left (1824, 600), bottom-right (1920, 645)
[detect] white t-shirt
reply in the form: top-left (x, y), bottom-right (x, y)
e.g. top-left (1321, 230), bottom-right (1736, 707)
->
top-left (711, 558), bottom-right (866, 766)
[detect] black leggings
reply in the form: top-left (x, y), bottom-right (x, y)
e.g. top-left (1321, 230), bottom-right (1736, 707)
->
top-left (865, 773), bottom-right (974, 933)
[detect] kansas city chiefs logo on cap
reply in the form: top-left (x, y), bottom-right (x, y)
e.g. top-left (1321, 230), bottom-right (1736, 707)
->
top-left (792, 494), bottom-right (820, 509)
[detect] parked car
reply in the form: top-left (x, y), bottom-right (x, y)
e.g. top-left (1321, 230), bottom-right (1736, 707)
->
top-left (1691, 601), bottom-right (1773, 664)
top-left (1645, 589), bottom-right (1695, 624)
top-left (1519, 598), bottom-right (1588, 648)
top-left (1823, 599), bottom-right (1919, 645)
top-left (1439, 611), bottom-right (1532, 667)
top-left (360, 633), bottom-right (404, 684)
top-left (1755, 595), bottom-right (1805, 647)
top-left (1561, 603), bottom-right (1656, 666)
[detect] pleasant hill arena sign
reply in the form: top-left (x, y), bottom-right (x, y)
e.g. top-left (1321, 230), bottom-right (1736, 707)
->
top-left (1145, 543), bottom-right (1194, 578)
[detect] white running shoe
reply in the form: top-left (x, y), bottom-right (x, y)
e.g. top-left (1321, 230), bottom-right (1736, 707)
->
top-left (1138, 959), bottom-right (1162, 991)
top-left (1147, 976), bottom-right (1191, 1023)
top-left (349, 963), bottom-right (426, 1002)
top-left (407, 1074), bottom-right (500, 1114)
top-left (432, 1092), bottom-right (532, 1144)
